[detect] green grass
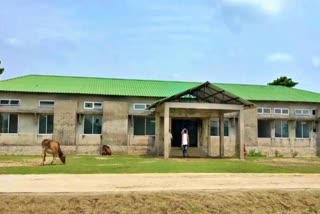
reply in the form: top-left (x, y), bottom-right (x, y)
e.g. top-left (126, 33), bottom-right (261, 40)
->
top-left (0, 155), bottom-right (320, 174)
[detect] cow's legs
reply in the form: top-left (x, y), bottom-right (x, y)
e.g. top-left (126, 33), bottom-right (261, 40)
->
top-left (51, 154), bottom-right (56, 164)
top-left (41, 150), bottom-right (46, 166)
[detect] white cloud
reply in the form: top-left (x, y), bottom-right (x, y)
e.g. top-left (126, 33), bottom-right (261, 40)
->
top-left (266, 53), bottom-right (294, 63)
top-left (224, 0), bottom-right (288, 15)
top-left (4, 37), bottom-right (24, 47)
top-left (312, 56), bottom-right (320, 68)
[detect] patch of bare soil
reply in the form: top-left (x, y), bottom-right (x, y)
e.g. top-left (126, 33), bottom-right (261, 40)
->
top-left (0, 158), bottom-right (40, 167)
top-left (1, 190), bottom-right (319, 214)
top-left (256, 158), bottom-right (320, 167)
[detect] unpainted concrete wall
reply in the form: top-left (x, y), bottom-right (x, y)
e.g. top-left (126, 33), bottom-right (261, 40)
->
top-left (53, 100), bottom-right (77, 145)
top-left (102, 101), bottom-right (128, 148)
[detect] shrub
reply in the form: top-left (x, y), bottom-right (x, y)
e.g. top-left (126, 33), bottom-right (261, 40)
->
top-left (291, 150), bottom-right (298, 158)
top-left (275, 150), bottom-right (284, 158)
top-left (247, 149), bottom-right (266, 157)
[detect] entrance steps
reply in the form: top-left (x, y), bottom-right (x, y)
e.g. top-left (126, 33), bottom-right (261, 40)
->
top-left (170, 147), bottom-right (207, 158)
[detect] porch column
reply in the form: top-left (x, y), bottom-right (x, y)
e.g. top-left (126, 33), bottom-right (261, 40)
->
top-left (155, 112), bottom-right (161, 156)
top-left (163, 103), bottom-right (170, 159)
top-left (219, 112), bottom-right (224, 157)
top-left (204, 118), bottom-right (212, 157)
top-left (238, 109), bottom-right (244, 159)
top-left (207, 118), bottom-right (212, 157)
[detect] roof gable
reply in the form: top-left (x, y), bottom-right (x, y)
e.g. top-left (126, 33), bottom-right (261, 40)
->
top-left (149, 81), bottom-right (254, 108)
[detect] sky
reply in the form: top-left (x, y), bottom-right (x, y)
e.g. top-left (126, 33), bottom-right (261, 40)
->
top-left (1, 0), bottom-right (320, 92)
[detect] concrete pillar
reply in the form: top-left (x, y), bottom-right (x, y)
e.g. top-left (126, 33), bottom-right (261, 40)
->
top-left (164, 104), bottom-right (170, 159)
top-left (207, 118), bottom-right (212, 157)
top-left (289, 121), bottom-right (296, 148)
top-left (204, 118), bottom-right (212, 157)
top-left (53, 100), bottom-right (77, 145)
top-left (219, 112), bottom-right (224, 157)
top-left (102, 101), bottom-right (128, 152)
top-left (155, 112), bottom-right (160, 156)
top-left (238, 109), bottom-right (245, 159)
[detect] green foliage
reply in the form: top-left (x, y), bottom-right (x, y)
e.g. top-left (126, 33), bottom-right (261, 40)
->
top-left (0, 60), bottom-right (4, 75)
top-left (247, 150), bottom-right (266, 157)
top-left (268, 76), bottom-right (298, 87)
top-left (291, 150), bottom-right (298, 158)
top-left (275, 150), bottom-right (284, 158)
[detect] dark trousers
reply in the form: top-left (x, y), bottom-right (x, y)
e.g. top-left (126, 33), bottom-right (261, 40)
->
top-left (182, 145), bottom-right (188, 157)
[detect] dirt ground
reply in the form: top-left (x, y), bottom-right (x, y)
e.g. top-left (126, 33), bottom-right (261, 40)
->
top-left (1, 190), bottom-right (320, 214)
top-left (1, 174), bottom-right (320, 213)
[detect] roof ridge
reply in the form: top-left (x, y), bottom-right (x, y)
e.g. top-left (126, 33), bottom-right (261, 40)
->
top-left (13, 74), bottom-right (202, 84)
top-left (214, 82), bottom-right (286, 88)
top-left (0, 74), bottom-right (35, 82)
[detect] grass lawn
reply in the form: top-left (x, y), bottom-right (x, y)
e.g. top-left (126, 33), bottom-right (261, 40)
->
top-left (0, 155), bottom-right (320, 174)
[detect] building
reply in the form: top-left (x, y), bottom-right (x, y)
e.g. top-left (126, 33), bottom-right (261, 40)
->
top-left (0, 75), bottom-right (319, 158)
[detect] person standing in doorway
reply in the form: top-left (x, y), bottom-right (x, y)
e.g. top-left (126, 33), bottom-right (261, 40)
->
top-left (181, 128), bottom-right (189, 157)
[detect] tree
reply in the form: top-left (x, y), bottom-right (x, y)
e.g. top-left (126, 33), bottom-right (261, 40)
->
top-left (268, 76), bottom-right (298, 87)
top-left (0, 60), bottom-right (4, 75)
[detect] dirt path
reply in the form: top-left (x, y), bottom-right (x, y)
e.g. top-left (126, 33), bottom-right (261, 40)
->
top-left (1, 173), bottom-right (320, 192)
top-left (1, 174), bottom-right (320, 213)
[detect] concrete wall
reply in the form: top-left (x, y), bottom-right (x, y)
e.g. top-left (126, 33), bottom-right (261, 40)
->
top-left (102, 101), bottom-right (129, 153)
top-left (247, 101), bottom-right (320, 157)
top-left (53, 100), bottom-right (77, 145)
top-left (0, 92), bottom-right (319, 157)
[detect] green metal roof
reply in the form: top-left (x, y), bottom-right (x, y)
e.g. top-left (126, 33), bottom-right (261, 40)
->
top-left (0, 75), bottom-right (320, 103)
top-left (215, 83), bottom-right (320, 103)
top-left (0, 75), bottom-right (200, 97)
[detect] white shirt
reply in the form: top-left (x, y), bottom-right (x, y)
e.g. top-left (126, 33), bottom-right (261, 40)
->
top-left (181, 133), bottom-right (188, 145)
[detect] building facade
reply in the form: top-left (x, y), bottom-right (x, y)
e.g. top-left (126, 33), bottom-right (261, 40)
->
top-left (0, 75), bottom-right (319, 157)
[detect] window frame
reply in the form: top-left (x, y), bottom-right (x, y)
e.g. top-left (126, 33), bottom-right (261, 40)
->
top-left (0, 113), bottom-right (18, 133)
top-left (0, 99), bottom-right (20, 106)
top-left (133, 116), bottom-right (155, 136)
top-left (257, 120), bottom-right (271, 138)
top-left (257, 107), bottom-right (271, 114)
top-left (39, 100), bottom-right (55, 108)
top-left (274, 108), bottom-right (289, 115)
top-left (275, 120), bottom-right (289, 138)
top-left (83, 114), bottom-right (102, 135)
top-left (295, 121), bottom-right (310, 139)
top-left (133, 103), bottom-right (150, 111)
top-left (38, 114), bottom-right (54, 134)
top-left (294, 109), bottom-right (311, 116)
top-left (84, 101), bottom-right (103, 110)
top-left (210, 119), bottom-right (229, 137)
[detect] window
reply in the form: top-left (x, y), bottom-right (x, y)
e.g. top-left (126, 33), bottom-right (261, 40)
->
top-left (133, 103), bottom-right (150, 111)
top-left (274, 108), bottom-right (289, 115)
top-left (0, 113), bottom-right (18, 133)
top-left (39, 115), bottom-right (53, 134)
top-left (210, 120), bottom-right (229, 136)
top-left (0, 99), bottom-right (20, 106)
top-left (84, 115), bottom-right (102, 134)
top-left (39, 100), bottom-right (54, 108)
top-left (258, 120), bottom-right (271, 138)
top-left (133, 116), bottom-right (155, 135)
top-left (294, 109), bottom-right (311, 116)
top-left (275, 120), bottom-right (289, 138)
top-left (257, 107), bottom-right (271, 114)
top-left (84, 102), bottom-right (102, 110)
top-left (296, 121), bottom-right (309, 138)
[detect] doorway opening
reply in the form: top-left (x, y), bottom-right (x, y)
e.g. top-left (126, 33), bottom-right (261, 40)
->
top-left (171, 119), bottom-right (198, 147)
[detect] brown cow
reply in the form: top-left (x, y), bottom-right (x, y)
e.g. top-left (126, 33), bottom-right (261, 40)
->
top-left (101, 145), bottom-right (112, 156)
top-left (41, 139), bottom-right (66, 166)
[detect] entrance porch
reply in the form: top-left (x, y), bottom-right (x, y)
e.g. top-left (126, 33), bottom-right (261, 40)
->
top-left (148, 82), bottom-right (254, 159)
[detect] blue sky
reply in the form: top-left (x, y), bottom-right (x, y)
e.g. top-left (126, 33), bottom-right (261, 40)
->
top-left (1, 0), bottom-right (320, 92)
